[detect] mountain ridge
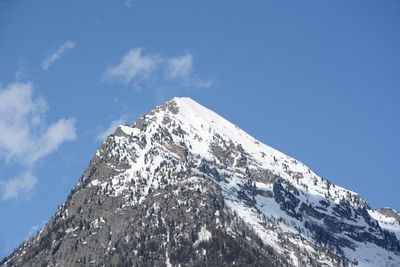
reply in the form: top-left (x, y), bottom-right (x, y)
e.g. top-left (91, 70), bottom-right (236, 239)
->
top-left (2, 97), bottom-right (399, 266)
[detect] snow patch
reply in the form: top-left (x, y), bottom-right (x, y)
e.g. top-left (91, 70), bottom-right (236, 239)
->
top-left (193, 225), bottom-right (212, 247)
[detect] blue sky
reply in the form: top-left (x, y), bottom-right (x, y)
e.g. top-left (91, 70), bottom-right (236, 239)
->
top-left (0, 0), bottom-right (399, 259)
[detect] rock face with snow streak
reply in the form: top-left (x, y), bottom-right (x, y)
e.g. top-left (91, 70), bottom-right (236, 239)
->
top-left (2, 97), bottom-right (400, 267)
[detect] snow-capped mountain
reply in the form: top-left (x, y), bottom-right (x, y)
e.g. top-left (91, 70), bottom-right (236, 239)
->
top-left (2, 97), bottom-right (399, 266)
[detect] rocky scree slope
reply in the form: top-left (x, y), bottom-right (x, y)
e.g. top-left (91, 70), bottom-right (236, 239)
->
top-left (2, 97), bottom-right (400, 267)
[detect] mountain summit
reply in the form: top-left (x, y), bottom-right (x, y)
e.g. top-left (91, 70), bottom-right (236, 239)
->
top-left (2, 97), bottom-right (400, 266)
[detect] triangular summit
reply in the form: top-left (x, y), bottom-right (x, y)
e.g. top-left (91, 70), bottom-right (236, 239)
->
top-left (3, 97), bottom-right (400, 266)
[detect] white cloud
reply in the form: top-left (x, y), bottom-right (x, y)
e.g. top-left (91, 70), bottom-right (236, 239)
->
top-left (41, 40), bottom-right (75, 70)
top-left (96, 117), bottom-right (127, 141)
top-left (0, 82), bottom-right (76, 165)
top-left (0, 172), bottom-right (37, 200)
top-left (0, 82), bottom-right (77, 200)
top-left (103, 48), bottom-right (212, 89)
top-left (103, 48), bottom-right (160, 84)
top-left (31, 118), bottom-right (77, 164)
top-left (166, 53), bottom-right (193, 80)
top-left (166, 53), bottom-right (212, 88)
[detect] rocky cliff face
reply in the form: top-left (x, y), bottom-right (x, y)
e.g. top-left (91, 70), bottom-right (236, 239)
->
top-left (2, 97), bottom-right (400, 267)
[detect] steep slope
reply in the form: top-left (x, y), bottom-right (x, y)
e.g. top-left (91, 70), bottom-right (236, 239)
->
top-left (2, 97), bottom-right (400, 267)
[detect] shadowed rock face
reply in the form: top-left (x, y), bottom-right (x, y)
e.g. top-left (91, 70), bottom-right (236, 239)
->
top-left (2, 97), bottom-right (400, 267)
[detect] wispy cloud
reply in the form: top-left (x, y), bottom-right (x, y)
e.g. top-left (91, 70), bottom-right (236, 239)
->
top-left (0, 172), bottom-right (37, 200)
top-left (0, 82), bottom-right (76, 165)
top-left (103, 48), bottom-right (160, 84)
top-left (0, 82), bottom-right (77, 200)
top-left (165, 53), bottom-right (213, 88)
top-left (103, 48), bottom-right (212, 90)
top-left (125, 0), bottom-right (133, 8)
top-left (165, 53), bottom-right (193, 80)
top-left (41, 40), bottom-right (75, 70)
top-left (96, 117), bottom-right (128, 141)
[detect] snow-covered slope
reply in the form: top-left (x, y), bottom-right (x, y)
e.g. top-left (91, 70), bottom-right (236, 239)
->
top-left (95, 97), bottom-right (400, 266)
top-left (2, 97), bottom-right (399, 267)
top-left (370, 208), bottom-right (400, 241)
top-left (161, 97), bottom-right (364, 205)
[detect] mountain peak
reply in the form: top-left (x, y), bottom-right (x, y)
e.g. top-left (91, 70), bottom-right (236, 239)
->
top-left (170, 96), bottom-right (197, 105)
top-left (3, 98), bottom-right (400, 267)
top-left (167, 96), bottom-right (229, 126)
